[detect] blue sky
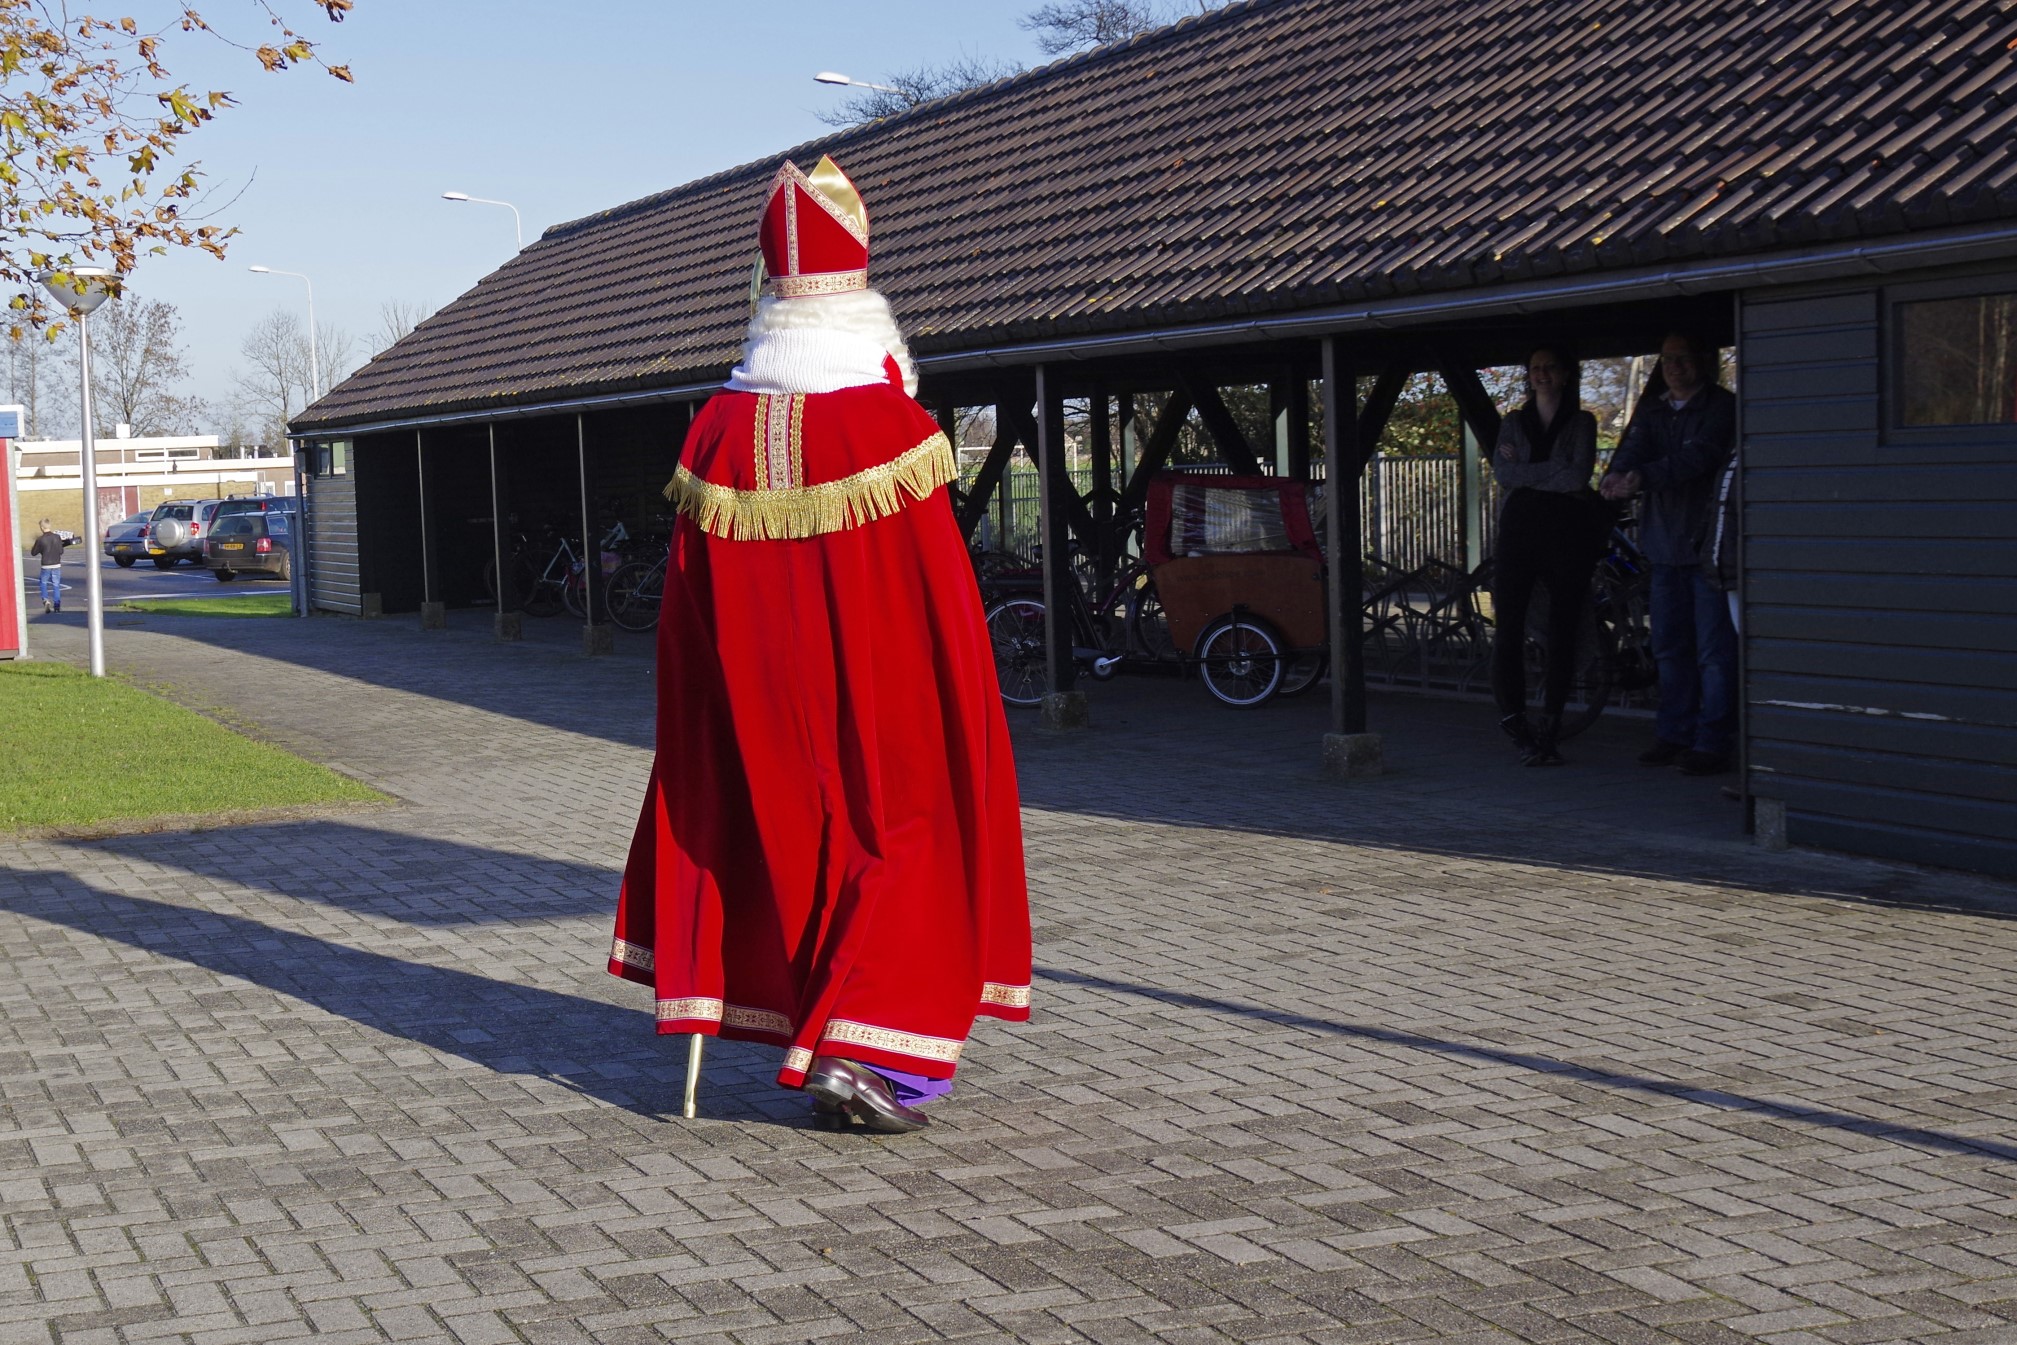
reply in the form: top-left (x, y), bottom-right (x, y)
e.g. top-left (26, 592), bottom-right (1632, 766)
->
top-left (135, 2), bottom-right (1050, 419)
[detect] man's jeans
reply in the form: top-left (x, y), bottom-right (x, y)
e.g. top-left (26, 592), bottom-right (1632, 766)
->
top-left (37, 566), bottom-right (60, 608)
top-left (1649, 563), bottom-right (1737, 755)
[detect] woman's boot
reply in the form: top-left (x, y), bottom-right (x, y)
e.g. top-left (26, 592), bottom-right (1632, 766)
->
top-left (1525, 712), bottom-right (1565, 766)
top-left (1498, 713), bottom-right (1538, 762)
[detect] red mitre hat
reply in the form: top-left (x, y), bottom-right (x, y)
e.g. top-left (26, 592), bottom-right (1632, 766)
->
top-left (758, 155), bottom-right (870, 298)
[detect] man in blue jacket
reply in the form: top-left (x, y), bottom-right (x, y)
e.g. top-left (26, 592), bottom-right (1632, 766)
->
top-left (1602, 333), bottom-right (1739, 775)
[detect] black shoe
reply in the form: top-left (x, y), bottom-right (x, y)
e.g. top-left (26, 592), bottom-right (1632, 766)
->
top-left (1677, 750), bottom-right (1732, 776)
top-left (1499, 713), bottom-right (1537, 760)
top-left (1523, 714), bottom-right (1564, 766)
top-left (1638, 739), bottom-right (1687, 766)
top-left (803, 1057), bottom-right (930, 1134)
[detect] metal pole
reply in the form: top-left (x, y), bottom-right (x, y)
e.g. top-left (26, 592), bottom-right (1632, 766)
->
top-left (304, 278), bottom-right (320, 401)
top-left (683, 1034), bottom-right (702, 1119)
top-left (76, 312), bottom-right (105, 677)
top-left (577, 414), bottom-right (596, 634)
top-left (416, 430), bottom-right (433, 607)
top-left (489, 424), bottom-right (507, 620)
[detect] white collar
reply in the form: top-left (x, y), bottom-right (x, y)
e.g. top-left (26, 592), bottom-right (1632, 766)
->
top-left (726, 328), bottom-right (891, 395)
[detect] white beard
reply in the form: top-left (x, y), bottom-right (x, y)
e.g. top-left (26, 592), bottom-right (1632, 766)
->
top-left (726, 289), bottom-right (919, 398)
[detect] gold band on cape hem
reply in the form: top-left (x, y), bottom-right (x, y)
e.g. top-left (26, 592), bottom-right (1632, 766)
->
top-left (665, 432), bottom-right (956, 541)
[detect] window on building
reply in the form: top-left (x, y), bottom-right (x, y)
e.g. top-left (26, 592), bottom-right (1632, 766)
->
top-left (313, 441), bottom-right (351, 476)
top-left (1896, 290), bottom-right (2017, 428)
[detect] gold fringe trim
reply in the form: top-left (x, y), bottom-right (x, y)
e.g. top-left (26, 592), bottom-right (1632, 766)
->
top-left (665, 432), bottom-right (956, 541)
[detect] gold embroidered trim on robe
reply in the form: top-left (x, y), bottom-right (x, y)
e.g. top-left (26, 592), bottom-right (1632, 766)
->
top-left (979, 982), bottom-right (1032, 1009)
top-left (665, 432), bottom-right (956, 541)
top-left (819, 1018), bottom-right (965, 1064)
top-left (611, 938), bottom-right (654, 972)
top-left (652, 996), bottom-right (793, 1036)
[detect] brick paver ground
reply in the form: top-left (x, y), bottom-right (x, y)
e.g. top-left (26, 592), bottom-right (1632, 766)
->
top-left (4, 607), bottom-right (2015, 1345)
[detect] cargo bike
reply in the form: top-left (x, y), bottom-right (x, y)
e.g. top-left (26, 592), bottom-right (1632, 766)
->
top-left (981, 471), bottom-right (1329, 708)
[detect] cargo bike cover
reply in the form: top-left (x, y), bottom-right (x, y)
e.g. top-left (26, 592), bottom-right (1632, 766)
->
top-left (1143, 473), bottom-right (1327, 656)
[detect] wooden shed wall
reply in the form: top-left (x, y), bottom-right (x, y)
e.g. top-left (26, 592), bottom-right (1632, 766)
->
top-left (1740, 267), bottom-right (2017, 879)
top-left (306, 468), bottom-right (362, 617)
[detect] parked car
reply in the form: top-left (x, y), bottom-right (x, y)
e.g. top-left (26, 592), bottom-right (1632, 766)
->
top-left (204, 511), bottom-right (293, 582)
top-left (212, 494), bottom-right (295, 521)
top-left (102, 510), bottom-right (154, 567)
top-left (144, 498), bottom-right (223, 568)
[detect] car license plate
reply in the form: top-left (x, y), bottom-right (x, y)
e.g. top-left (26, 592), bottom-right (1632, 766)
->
top-left (221, 543), bottom-right (245, 551)
top-left (148, 547), bottom-right (165, 555)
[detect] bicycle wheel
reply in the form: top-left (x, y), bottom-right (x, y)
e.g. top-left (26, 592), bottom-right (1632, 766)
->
top-left (1278, 651), bottom-right (1327, 697)
top-left (1127, 584), bottom-right (1177, 661)
top-left (606, 560), bottom-right (664, 633)
top-left (522, 571), bottom-right (565, 618)
top-left (561, 563), bottom-right (589, 620)
top-left (1196, 614), bottom-right (1284, 707)
top-left (984, 596), bottom-right (1049, 707)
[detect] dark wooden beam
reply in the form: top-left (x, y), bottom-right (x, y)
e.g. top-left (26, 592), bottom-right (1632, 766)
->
top-left (955, 398), bottom-right (1033, 541)
top-left (1115, 389), bottom-right (1194, 520)
top-left (1355, 366), bottom-right (1408, 468)
top-left (1182, 374), bottom-right (1264, 476)
top-left (1435, 353), bottom-right (1504, 450)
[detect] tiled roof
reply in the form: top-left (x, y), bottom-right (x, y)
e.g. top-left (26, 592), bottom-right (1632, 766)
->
top-left (299, 0), bottom-right (2017, 430)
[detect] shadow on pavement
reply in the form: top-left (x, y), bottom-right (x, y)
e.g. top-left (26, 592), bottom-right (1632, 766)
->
top-left (0, 868), bottom-right (812, 1128)
top-left (1035, 963), bottom-right (2017, 1165)
top-left (90, 820), bottom-right (623, 926)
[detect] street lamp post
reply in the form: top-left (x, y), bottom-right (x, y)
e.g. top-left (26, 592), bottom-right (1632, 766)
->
top-left (249, 265), bottom-right (320, 400)
top-left (36, 266), bottom-right (117, 678)
top-left (441, 192), bottom-right (524, 249)
top-left (814, 70), bottom-right (901, 93)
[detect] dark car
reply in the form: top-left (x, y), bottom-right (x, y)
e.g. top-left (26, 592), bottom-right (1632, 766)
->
top-left (145, 498), bottom-right (223, 567)
top-left (203, 510), bottom-right (294, 581)
top-left (213, 494), bottom-right (295, 522)
top-left (102, 510), bottom-right (154, 567)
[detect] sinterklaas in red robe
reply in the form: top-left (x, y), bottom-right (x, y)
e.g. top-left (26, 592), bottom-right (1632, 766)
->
top-left (609, 365), bottom-right (1031, 1089)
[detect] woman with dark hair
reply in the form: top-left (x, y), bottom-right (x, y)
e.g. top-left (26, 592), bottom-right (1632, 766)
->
top-left (1490, 346), bottom-right (1604, 764)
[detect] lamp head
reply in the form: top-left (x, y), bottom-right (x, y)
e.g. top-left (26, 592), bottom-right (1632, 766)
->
top-left (813, 71), bottom-right (851, 86)
top-left (36, 266), bottom-right (118, 316)
top-left (248, 265), bottom-right (271, 273)
top-left (442, 191), bottom-right (471, 201)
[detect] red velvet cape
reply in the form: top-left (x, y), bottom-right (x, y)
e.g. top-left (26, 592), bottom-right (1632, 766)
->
top-left (610, 375), bottom-right (1031, 1088)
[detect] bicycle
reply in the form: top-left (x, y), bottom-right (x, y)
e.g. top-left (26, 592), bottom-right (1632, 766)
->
top-left (979, 547), bottom-right (1173, 706)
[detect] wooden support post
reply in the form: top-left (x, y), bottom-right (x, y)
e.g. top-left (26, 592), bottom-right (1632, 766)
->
top-left (489, 424), bottom-right (521, 641)
top-left (1035, 363), bottom-right (1087, 730)
top-left (1321, 337), bottom-right (1380, 778)
top-left (1276, 376), bottom-right (1311, 480)
top-left (417, 430), bottom-right (445, 630)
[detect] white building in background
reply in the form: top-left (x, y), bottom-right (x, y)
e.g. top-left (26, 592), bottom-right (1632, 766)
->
top-left (10, 426), bottom-right (295, 538)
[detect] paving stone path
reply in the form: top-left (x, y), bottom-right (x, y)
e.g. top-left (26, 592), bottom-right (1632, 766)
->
top-left (4, 610), bottom-right (2015, 1344)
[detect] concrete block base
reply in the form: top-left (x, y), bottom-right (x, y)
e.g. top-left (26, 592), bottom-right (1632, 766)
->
top-left (494, 611), bottom-right (523, 642)
top-left (419, 601), bottom-right (446, 631)
top-left (1754, 797), bottom-right (1788, 851)
top-left (1322, 731), bottom-right (1384, 780)
top-left (583, 624), bottom-right (614, 656)
top-left (1038, 691), bottom-right (1090, 732)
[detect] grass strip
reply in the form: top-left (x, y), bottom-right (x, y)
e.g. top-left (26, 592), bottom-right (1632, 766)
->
top-left (118, 594), bottom-right (295, 618)
top-left (0, 661), bottom-right (383, 830)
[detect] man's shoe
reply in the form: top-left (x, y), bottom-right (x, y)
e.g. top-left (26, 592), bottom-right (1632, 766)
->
top-left (803, 1056), bottom-right (929, 1134)
top-left (1677, 750), bottom-right (1731, 776)
top-left (1499, 713), bottom-right (1537, 761)
top-left (1638, 739), bottom-right (1687, 766)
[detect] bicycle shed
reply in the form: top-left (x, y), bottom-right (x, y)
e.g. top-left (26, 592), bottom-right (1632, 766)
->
top-left (290, 0), bottom-right (2017, 879)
